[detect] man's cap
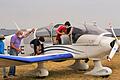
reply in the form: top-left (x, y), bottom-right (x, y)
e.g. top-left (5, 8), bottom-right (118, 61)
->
top-left (0, 34), bottom-right (5, 39)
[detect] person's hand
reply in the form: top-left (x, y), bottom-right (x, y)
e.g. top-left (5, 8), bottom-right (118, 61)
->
top-left (61, 32), bottom-right (65, 35)
top-left (16, 48), bottom-right (22, 52)
top-left (68, 33), bottom-right (71, 36)
top-left (31, 28), bottom-right (35, 33)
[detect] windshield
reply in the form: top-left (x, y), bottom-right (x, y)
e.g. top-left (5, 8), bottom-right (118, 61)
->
top-left (84, 24), bottom-right (110, 35)
top-left (72, 24), bottom-right (112, 43)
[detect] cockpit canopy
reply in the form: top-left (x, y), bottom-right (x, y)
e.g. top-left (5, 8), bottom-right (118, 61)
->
top-left (35, 23), bottom-right (112, 44)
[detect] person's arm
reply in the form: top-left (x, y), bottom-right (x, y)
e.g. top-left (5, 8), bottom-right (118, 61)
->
top-left (10, 43), bottom-right (21, 52)
top-left (0, 42), bottom-right (4, 54)
top-left (56, 26), bottom-right (65, 35)
top-left (23, 28), bottom-right (35, 38)
top-left (68, 27), bottom-right (73, 36)
top-left (36, 46), bottom-right (41, 55)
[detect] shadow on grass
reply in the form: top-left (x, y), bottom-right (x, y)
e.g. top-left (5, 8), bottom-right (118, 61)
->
top-left (14, 69), bottom-right (86, 80)
top-left (6, 68), bottom-right (110, 80)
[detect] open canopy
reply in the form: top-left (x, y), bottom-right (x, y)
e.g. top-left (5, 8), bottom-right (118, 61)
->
top-left (35, 23), bottom-right (112, 44)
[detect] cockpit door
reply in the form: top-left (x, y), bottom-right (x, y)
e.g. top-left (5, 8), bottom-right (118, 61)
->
top-left (36, 28), bottom-right (52, 44)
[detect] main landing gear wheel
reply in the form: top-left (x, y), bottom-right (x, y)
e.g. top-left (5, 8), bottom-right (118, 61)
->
top-left (69, 60), bottom-right (89, 71)
top-left (22, 62), bottom-right (49, 78)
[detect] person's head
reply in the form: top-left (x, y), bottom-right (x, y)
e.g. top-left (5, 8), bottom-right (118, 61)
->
top-left (64, 21), bottom-right (71, 28)
top-left (16, 30), bottom-right (23, 38)
top-left (0, 34), bottom-right (5, 40)
top-left (38, 36), bottom-right (45, 42)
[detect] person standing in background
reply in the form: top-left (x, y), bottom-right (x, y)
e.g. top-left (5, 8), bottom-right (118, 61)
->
top-left (0, 34), bottom-right (8, 78)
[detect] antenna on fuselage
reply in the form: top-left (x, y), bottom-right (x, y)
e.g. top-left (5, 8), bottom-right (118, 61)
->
top-left (92, 21), bottom-right (97, 26)
top-left (83, 21), bottom-right (88, 33)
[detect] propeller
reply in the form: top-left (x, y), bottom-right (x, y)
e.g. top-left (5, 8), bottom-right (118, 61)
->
top-left (12, 21), bottom-right (21, 30)
top-left (107, 23), bottom-right (120, 61)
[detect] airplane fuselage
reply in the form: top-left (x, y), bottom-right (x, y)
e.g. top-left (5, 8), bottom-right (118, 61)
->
top-left (43, 34), bottom-right (115, 60)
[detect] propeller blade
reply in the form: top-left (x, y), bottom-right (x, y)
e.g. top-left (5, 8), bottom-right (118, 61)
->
top-left (109, 23), bottom-right (120, 45)
top-left (12, 21), bottom-right (20, 30)
top-left (111, 27), bottom-right (120, 44)
top-left (107, 42), bottom-right (119, 61)
top-left (107, 23), bottom-right (120, 61)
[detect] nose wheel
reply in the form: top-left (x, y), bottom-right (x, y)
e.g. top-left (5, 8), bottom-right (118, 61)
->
top-left (85, 60), bottom-right (112, 76)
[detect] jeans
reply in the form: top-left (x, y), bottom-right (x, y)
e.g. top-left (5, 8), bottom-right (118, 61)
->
top-left (8, 49), bottom-right (19, 76)
top-left (0, 53), bottom-right (7, 77)
top-left (2, 67), bottom-right (6, 76)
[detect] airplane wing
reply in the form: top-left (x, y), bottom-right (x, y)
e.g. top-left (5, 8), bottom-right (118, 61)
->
top-left (0, 52), bottom-right (73, 67)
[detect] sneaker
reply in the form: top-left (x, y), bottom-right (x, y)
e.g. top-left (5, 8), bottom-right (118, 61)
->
top-left (13, 75), bottom-right (17, 76)
top-left (8, 75), bottom-right (14, 77)
top-left (8, 74), bottom-right (17, 77)
top-left (3, 76), bottom-right (8, 78)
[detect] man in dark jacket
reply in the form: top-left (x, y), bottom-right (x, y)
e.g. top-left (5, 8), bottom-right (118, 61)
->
top-left (30, 36), bottom-right (45, 55)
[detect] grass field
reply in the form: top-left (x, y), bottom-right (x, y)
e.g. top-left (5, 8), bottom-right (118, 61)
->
top-left (0, 52), bottom-right (120, 80)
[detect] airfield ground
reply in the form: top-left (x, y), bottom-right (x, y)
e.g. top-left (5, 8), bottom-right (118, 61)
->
top-left (0, 52), bottom-right (120, 80)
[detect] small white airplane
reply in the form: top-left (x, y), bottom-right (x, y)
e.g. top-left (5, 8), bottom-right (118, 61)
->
top-left (1, 22), bottom-right (120, 77)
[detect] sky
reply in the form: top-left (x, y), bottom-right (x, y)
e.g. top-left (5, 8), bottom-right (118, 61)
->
top-left (0, 0), bottom-right (120, 29)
